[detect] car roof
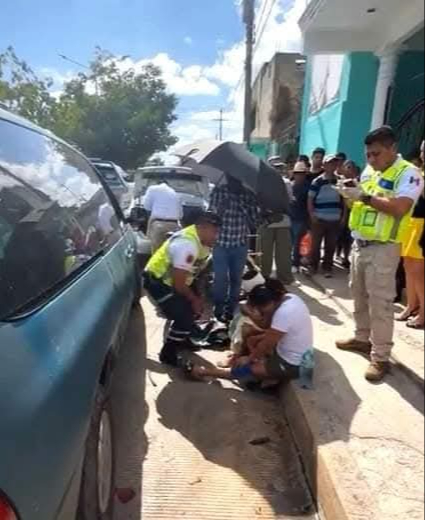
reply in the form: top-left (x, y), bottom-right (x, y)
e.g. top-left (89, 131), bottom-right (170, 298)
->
top-left (0, 107), bottom-right (86, 157)
top-left (0, 107), bottom-right (58, 140)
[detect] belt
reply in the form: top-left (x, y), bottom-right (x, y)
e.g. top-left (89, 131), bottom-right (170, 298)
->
top-left (152, 218), bottom-right (179, 223)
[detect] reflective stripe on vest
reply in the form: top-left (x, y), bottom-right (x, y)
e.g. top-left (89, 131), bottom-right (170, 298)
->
top-left (146, 225), bottom-right (210, 287)
top-left (349, 159), bottom-right (414, 243)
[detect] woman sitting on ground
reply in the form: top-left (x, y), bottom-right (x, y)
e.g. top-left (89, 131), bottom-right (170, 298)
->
top-left (188, 279), bottom-right (314, 385)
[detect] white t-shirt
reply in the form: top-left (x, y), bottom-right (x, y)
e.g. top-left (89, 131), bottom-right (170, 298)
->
top-left (144, 183), bottom-right (183, 221)
top-left (168, 237), bottom-right (198, 273)
top-left (354, 157), bottom-right (424, 240)
top-left (271, 294), bottom-right (313, 366)
top-left (98, 203), bottom-right (115, 235)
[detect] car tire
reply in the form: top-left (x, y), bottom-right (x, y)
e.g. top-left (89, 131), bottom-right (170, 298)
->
top-left (77, 386), bottom-right (115, 520)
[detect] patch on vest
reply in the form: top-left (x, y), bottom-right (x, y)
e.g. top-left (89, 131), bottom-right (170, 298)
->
top-left (378, 178), bottom-right (395, 190)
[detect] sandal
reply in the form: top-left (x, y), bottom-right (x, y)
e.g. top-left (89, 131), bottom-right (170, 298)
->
top-left (395, 308), bottom-right (419, 322)
top-left (406, 318), bottom-right (425, 330)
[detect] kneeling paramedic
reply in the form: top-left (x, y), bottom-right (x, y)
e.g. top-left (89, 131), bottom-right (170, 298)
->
top-left (144, 211), bottom-right (222, 366)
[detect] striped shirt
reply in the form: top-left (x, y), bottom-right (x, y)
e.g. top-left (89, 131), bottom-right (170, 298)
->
top-left (309, 174), bottom-right (343, 222)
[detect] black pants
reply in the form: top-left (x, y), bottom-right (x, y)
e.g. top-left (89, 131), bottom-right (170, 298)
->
top-left (144, 273), bottom-right (195, 360)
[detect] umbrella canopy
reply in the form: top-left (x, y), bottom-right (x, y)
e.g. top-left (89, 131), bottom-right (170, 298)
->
top-left (176, 141), bottom-right (289, 214)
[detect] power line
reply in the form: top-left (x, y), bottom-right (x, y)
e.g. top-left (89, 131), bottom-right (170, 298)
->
top-left (253, 0), bottom-right (278, 55)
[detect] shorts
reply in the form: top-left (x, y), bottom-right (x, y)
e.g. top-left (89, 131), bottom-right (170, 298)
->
top-left (265, 351), bottom-right (300, 381)
top-left (402, 218), bottom-right (425, 260)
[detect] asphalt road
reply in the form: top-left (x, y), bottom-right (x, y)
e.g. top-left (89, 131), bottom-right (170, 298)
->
top-left (111, 303), bottom-right (318, 520)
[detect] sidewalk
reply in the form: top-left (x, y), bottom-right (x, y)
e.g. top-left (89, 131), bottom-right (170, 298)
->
top-left (310, 267), bottom-right (424, 383)
top-left (281, 272), bottom-right (425, 520)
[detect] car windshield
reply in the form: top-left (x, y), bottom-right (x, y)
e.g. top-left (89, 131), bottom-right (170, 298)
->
top-left (135, 173), bottom-right (206, 199)
top-left (95, 164), bottom-right (125, 188)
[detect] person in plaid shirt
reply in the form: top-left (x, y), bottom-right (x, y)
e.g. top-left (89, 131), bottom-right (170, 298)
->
top-left (209, 175), bottom-right (261, 321)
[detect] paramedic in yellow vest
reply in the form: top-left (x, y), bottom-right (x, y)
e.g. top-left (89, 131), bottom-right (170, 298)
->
top-left (144, 211), bottom-right (222, 367)
top-left (336, 127), bottom-right (424, 382)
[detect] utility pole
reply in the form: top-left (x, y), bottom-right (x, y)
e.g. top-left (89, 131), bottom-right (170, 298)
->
top-left (213, 109), bottom-right (228, 141)
top-left (243, 0), bottom-right (255, 147)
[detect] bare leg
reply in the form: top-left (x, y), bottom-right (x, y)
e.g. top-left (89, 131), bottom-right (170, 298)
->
top-left (192, 364), bottom-right (234, 380)
top-left (396, 259), bottom-right (419, 321)
top-left (409, 258), bottom-right (425, 326)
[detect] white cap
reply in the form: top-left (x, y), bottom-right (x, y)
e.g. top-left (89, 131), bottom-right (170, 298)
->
top-left (323, 154), bottom-right (338, 165)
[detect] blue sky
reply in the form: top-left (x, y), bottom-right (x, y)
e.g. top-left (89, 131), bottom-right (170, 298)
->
top-left (0, 0), bottom-right (306, 149)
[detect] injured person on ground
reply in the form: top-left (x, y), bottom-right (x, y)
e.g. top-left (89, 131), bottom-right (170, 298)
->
top-left (185, 279), bottom-right (315, 388)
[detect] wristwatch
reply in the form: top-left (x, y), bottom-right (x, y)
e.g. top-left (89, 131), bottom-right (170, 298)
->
top-left (361, 194), bottom-right (373, 206)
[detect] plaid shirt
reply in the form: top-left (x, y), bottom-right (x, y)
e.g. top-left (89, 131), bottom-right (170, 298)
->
top-left (209, 185), bottom-right (261, 248)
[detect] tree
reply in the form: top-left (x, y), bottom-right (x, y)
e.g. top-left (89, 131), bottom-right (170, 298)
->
top-left (0, 46), bottom-right (56, 128)
top-left (52, 49), bottom-right (178, 169)
top-left (0, 47), bottom-right (178, 169)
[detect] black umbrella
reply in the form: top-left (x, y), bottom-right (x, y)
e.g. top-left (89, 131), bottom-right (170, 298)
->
top-left (176, 140), bottom-right (290, 214)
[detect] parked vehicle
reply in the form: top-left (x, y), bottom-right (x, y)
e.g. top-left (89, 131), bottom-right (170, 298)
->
top-left (0, 108), bottom-right (141, 520)
top-left (128, 166), bottom-right (209, 264)
top-left (90, 159), bottom-right (132, 212)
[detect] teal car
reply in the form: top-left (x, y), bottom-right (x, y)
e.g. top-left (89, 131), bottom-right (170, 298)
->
top-left (0, 109), bottom-right (141, 519)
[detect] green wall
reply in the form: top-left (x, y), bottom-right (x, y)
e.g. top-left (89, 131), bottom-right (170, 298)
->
top-left (338, 53), bottom-right (379, 166)
top-left (301, 52), bottom-right (379, 168)
top-left (389, 51), bottom-right (425, 127)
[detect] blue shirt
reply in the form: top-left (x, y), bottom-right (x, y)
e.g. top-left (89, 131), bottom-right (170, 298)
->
top-left (309, 174), bottom-right (343, 222)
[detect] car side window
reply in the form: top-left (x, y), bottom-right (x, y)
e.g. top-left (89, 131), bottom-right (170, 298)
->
top-left (0, 118), bottom-right (122, 320)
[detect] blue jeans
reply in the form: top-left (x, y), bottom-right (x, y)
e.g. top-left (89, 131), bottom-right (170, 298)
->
top-left (291, 220), bottom-right (309, 267)
top-left (213, 245), bottom-right (249, 317)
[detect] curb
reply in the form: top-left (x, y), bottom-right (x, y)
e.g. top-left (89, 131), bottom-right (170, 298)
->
top-left (280, 382), bottom-right (379, 520)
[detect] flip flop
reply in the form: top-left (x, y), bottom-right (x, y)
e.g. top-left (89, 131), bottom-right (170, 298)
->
top-left (395, 309), bottom-right (419, 322)
top-left (406, 319), bottom-right (425, 330)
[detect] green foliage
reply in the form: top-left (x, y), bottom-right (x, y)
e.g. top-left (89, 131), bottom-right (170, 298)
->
top-left (0, 46), bottom-right (55, 128)
top-left (0, 47), bottom-right (178, 169)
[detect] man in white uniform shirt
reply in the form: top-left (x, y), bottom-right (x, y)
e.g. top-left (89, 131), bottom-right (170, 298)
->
top-left (144, 182), bottom-right (183, 252)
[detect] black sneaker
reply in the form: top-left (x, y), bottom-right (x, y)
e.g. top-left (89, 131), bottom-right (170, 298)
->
top-left (159, 347), bottom-right (179, 367)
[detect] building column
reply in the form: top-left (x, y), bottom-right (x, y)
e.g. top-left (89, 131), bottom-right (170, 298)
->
top-left (371, 47), bottom-right (400, 130)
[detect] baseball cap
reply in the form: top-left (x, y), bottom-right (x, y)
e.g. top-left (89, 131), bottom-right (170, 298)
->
top-left (323, 154), bottom-right (339, 164)
top-left (197, 211), bottom-right (222, 227)
top-left (268, 156), bottom-right (286, 168)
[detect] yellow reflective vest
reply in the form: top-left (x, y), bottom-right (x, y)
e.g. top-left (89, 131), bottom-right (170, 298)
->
top-left (146, 225), bottom-right (211, 287)
top-left (350, 159), bottom-right (415, 243)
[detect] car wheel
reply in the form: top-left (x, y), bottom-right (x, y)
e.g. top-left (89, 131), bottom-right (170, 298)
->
top-left (77, 386), bottom-right (115, 520)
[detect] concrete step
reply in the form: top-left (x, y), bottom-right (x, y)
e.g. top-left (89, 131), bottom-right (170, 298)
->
top-left (282, 280), bottom-right (425, 520)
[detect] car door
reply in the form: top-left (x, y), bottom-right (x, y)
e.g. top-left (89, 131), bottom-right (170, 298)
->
top-left (0, 118), bottom-right (132, 520)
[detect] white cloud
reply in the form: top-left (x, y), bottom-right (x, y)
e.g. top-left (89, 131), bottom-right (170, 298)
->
top-left (184, 36), bottom-right (193, 45)
top-left (205, 43), bottom-right (245, 88)
top-left (118, 53), bottom-right (221, 97)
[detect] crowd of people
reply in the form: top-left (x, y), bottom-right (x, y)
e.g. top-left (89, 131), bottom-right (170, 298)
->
top-left (142, 125), bottom-right (424, 387)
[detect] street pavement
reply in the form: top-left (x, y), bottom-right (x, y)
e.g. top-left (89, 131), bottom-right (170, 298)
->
top-left (110, 269), bottom-right (424, 520)
top-left (111, 304), bottom-right (317, 520)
